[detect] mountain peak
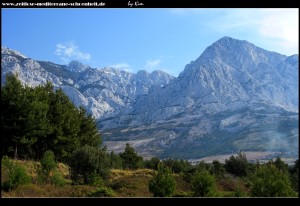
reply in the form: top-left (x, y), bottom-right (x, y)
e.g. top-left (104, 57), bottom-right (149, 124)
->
top-left (217, 36), bottom-right (237, 42)
top-left (2, 47), bottom-right (27, 59)
top-left (180, 36), bottom-right (287, 79)
top-left (67, 60), bottom-right (90, 73)
top-left (137, 69), bottom-right (149, 74)
top-left (213, 36), bottom-right (254, 51)
top-left (217, 36), bottom-right (246, 43)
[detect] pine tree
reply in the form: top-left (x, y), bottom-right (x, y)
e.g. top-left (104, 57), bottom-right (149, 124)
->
top-left (23, 84), bottom-right (52, 159)
top-left (224, 152), bottom-right (248, 176)
top-left (47, 88), bottom-right (81, 161)
top-left (1, 74), bottom-right (28, 159)
top-left (77, 107), bottom-right (102, 147)
top-left (119, 143), bottom-right (143, 169)
top-left (109, 151), bottom-right (123, 169)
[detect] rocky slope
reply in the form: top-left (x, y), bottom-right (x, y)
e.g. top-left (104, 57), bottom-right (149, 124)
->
top-left (1, 47), bottom-right (174, 120)
top-left (100, 37), bottom-right (299, 158)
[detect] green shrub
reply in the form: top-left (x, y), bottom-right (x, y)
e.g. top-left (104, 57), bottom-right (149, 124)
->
top-left (50, 169), bottom-right (67, 187)
top-left (88, 186), bottom-right (116, 197)
top-left (1, 156), bottom-right (30, 191)
top-left (88, 172), bottom-right (104, 187)
top-left (191, 170), bottom-right (217, 197)
top-left (233, 186), bottom-right (248, 197)
top-left (39, 150), bottom-right (57, 184)
top-left (68, 145), bottom-right (110, 185)
top-left (36, 151), bottom-right (67, 186)
top-left (250, 164), bottom-right (297, 197)
top-left (40, 151), bottom-right (57, 174)
top-left (148, 163), bottom-right (176, 197)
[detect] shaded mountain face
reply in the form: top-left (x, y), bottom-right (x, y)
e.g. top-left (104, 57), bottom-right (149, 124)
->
top-left (1, 37), bottom-right (298, 159)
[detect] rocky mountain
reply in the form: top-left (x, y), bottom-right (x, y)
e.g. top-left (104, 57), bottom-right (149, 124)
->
top-left (100, 37), bottom-right (299, 159)
top-left (1, 37), bottom-right (298, 160)
top-left (1, 47), bottom-right (174, 120)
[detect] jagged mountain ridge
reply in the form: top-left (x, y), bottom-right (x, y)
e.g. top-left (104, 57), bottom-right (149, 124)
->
top-left (100, 37), bottom-right (298, 128)
top-left (100, 37), bottom-right (298, 159)
top-left (1, 37), bottom-right (299, 159)
top-left (1, 47), bottom-right (174, 120)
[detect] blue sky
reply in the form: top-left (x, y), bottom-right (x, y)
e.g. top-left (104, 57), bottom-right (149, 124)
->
top-left (2, 8), bottom-right (298, 77)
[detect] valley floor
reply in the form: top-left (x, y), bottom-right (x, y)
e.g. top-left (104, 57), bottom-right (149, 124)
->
top-left (189, 151), bottom-right (298, 165)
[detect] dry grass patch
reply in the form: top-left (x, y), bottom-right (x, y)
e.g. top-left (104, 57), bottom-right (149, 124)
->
top-left (109, 169), bottom-right (155, 197)
top-left (14, 159), bottom-right (40, 180)
top-left (57, 162), bottom-right (70, 178)
top-left (173, 174), bottom-right (192, 196)
top-left (110, 169), bottom-right (154, 180)
top-left (1, 184), bottom-right (98, 197)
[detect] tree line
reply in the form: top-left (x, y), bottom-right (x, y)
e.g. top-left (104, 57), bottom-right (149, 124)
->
top-left (1, 74), bottom-right (101, 161)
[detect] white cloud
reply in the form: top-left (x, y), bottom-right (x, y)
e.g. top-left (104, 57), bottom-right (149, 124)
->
top-left (257, 9), bottom-right (298, 54)
top-left (109, 62), bottom-right (133, 73)
top-left (144, 59), bottom-right (161, 71)
top-left (170, 8), bottom-right (298, 55)
top-left (211, 9), bottom-right (299, 55)
top-left (109, 62), bottom-right (130, 69)
top-left (55, 41), bottom-right (91, 63)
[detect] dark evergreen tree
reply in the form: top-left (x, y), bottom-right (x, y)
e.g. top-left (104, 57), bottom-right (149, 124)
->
top-left (272, 157), bottom-right (289, 174)
top-left (289, 159), bottom-right (299, 192)
top-left (194, 160), bottom-right (211, 173)
top-left (119, 143), bottom-right (143, 169)
top-left (212, 160), bottom-right (225, 177)
top-left (47, 88), bottom-right (81, 161)
top-left (23, 84), bottom-right (53, 159)
top-left (1, 74), bottom-right (29, 159)
top-left (162, 158), bottom-right (192, 173)
top-left (224, 152), bottom-right (248, 176)
top-left (109, 151), bottom-right (123, 169)
top-left (144, 157), bottom-right (160, 170)
top-left (1, 74), bottom-right (103, 162)
top-left (77, 107), bottom-right (102, 147)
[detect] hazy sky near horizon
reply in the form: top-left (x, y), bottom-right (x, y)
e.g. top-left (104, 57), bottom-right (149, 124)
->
top-left (2, 8), bottom-right (298, 77)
